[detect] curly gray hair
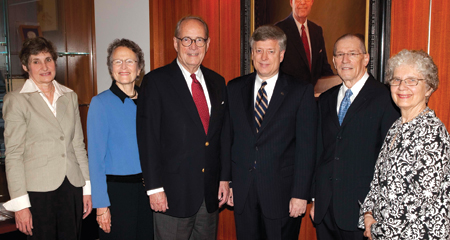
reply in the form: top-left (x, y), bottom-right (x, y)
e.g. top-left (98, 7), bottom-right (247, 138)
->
top-left (385, 49), bottom-right (438, 93)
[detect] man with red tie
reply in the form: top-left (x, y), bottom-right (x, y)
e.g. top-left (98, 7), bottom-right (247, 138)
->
top-left (137, 16), bottom-right (230, 240)
top-left (276, 0), bottom-right (334, 86)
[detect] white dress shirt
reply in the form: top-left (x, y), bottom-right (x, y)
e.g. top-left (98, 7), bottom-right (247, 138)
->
top-left (253, 73), bottom-right (278, 106)
top-left (336, 72), bottom-right (370, 113)
top-left (147, 60), bottom-right (212, 196)
top-left (293, 18), bottom-right (312, 65)
top-left (3, 79), bottom-right (91, 212)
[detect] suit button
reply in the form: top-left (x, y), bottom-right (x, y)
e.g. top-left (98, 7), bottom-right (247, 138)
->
top-left (205, 142), bottom-right (209, 146)
top-left (202, 168), bottom-right (205, 173)
top-left (60, 136), bottom-right (64, 141)
top-left (62, 154), bottom-right (65, 158)
top-left (337, 136), bottom-right (342, 140)
top-left (335, 157), bottom-right (339, 161)
top-left (255, 146), bottom-right (258, 151)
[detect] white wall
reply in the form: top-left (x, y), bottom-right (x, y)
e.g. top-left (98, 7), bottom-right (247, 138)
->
top-left (94, 0), bottom-right (150, 93)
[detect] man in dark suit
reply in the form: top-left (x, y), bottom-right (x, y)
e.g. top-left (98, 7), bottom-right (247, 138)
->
top-left (226, 25), bottom-right (317, 240)
top-left (275, 0), bottom-right (334, 86)
top-left (310, 34), bottom-right (399, 240)
top-left (137, 16), bottom-right (230, 240)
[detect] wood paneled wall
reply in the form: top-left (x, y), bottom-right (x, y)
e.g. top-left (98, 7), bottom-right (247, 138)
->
top-left (390, 0), bottom-right (450, 128)
top-left (149, 0), bottom-right (240, 82)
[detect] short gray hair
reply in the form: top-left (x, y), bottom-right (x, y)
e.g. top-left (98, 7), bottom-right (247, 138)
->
top-left (385, 49), bottom-right (438, 93)
top-left (107, 38), bottom-right (145, 79)
top-left (174, 16), bottom-right (209, 39)
top-left (250, 25), bottom-right (287, 51)
top-left (333, 33), bottom-right (366, 55)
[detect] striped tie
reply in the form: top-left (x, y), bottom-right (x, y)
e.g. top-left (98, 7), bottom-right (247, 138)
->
top-left (254, 81), bottom-right (268, 132)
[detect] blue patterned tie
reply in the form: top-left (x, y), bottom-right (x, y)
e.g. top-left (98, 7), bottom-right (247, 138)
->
top-left (254, 81), bottom-right (268, 132)
top-left (338, 89), bottom-right (353, 125)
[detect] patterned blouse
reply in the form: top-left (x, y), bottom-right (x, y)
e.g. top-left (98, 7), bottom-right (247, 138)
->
top-left (359, 107), bottom-right (450, 240)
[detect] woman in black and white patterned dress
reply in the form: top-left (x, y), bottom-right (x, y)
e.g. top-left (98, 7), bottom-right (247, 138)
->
top-left (359, 49), bottom-right (450, 240)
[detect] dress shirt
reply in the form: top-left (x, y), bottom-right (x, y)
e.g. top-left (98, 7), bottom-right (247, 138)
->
top-left (293, 18), bottom-right (312, 65)
top-left (253, 73), bottom-right (278, 106)
top-left (3, 79), bottom-right (91, 212)
top-left (147, 60), bottom-right (212, 196)
top-left (336, 72), bottom-right (369, 113)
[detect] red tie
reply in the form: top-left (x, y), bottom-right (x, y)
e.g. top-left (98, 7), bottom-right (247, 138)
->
top-left (191, 73), bottom-right (209, 134)
top-left (301, 24), bottom-right (311, 70)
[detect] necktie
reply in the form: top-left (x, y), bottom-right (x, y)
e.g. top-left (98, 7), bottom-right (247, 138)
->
top-left (301, 24), bottom-right (311, 70)
top-left (338, 89), bottom-right (353, 125)
top-left (191, 73), bottom-right (209, 134)
top-left (254, 81), bottom-right (268, 132)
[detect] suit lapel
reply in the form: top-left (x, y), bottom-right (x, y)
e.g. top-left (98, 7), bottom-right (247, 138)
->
top-left (340, 77), bottom-right (376, 127)
top-left (202, 66), bottom-right (219, 137)
top-left (288, 14), bottom-right (310, 71)
top-left (329, 85), bottom-right (341, 128)
top-left (258, 73), bottom-right (289, 134)
top-left (308, 22), bottom-right (319, 73)
top-left (167, 61), bottom-right (205, 135)
top-left (56, 94), bottom-right (69, 124)
top-left (27, 92), bottom-right (62, 130)
top-left (241, 73), bottom-right (257, 136)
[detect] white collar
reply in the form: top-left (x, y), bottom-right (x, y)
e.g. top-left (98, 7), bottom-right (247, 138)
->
top-left (20, 79), bottom-right (73, 95)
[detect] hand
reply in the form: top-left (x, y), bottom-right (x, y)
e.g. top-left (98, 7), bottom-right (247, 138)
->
top-left (150, 192), bottom-right (169, 212)
top-left (15, 208), bottom-right (33, 236)
top-left (364, 213), bottom-right (377, 240)
top-left (83, 195), bottom-right (93, 219)
top-left (96, 207), bottom-right (111, 233)
top-left (227, 188), bottom-right (234, 206)
top-left (289, 198), bottom-right (307, 218)
top-left (218, 181), bottom-right (230, 208)
top-left (310, 201), bottom-right (315, 221)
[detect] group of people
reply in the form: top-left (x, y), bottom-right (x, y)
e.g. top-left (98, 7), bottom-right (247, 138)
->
top-left (2, 1), bottom-right (449, 240)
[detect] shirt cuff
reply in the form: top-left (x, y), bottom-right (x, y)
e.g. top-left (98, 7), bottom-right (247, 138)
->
top-left (3, 194), bottom-right (31, 212)
top-left (83, 181), bottom-right (91, 195)
top-left (147, 187), bottom-right (164, 196)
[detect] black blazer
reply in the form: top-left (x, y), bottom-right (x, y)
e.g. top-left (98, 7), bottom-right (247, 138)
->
top-left (224, 72), bottom-right (317, 219)
top-left (137, 60), bottom-right (230, 218)
top-left (276, 14), bottom-right (334, 86)
top-left (313, 75), bottom-right (399, 230)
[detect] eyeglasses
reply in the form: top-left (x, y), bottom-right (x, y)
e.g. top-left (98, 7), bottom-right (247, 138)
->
top-left (112, 59), bottom-right (137, 66)
top-left (389, 78), bottom-right (425, 86)
top-left (334, 52), bottom-right (364, 60)
top-left (176, 37), bottom-right (208, 47)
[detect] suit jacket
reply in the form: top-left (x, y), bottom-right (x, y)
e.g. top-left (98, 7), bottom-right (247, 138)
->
top-left (137, 60), bottom-right (230, 218)
top-left (3, 86), bottom-right (89, 200)
top-left (313, 75), bottom-right (399, 231)
top-left (276, 14), bottom-right (334, 86)
top-left (224, 72), bottom-right (317, 219)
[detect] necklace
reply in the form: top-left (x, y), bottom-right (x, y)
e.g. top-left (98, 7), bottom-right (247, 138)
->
top-left (128, 91), bottom-right (137, 99)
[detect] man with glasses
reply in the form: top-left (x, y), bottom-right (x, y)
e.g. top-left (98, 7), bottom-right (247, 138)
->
top-left (137, 16), bottom-right (230, 240)
top-left (276, 0), bottom-right (334, 86)
top-left (311, 34), bottom-right (399, 240)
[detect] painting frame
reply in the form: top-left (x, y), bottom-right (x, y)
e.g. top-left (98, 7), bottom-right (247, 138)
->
top-left (241, 0), bottom-right (392, 83)
top-left (19, 25), bottom-right (43, 42)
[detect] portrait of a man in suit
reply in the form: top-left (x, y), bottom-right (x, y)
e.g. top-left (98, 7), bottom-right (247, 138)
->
top-left (225, 25), bottom-right (317, 240)
top-left (137, 16), bottom-right (230, 240)
top-left (275, 0), bottom-right (334, 86)
top-left (311, 34), bottom-right (399, 240)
